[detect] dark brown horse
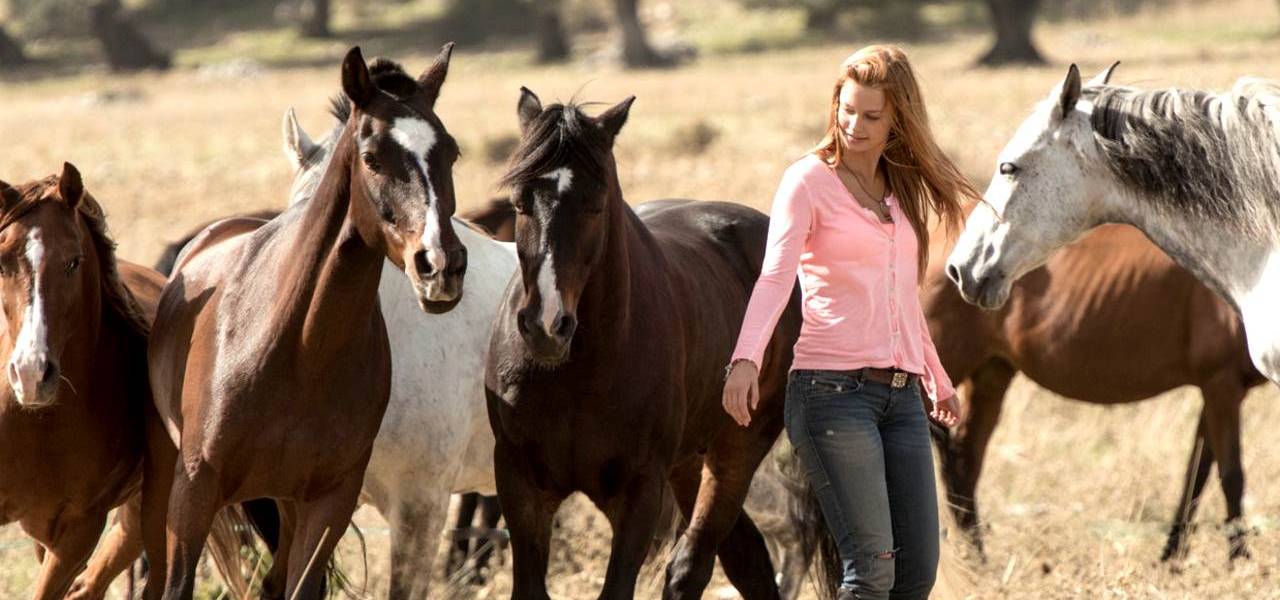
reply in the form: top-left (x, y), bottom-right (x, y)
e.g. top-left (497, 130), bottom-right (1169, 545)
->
top-left (142, 46), bottom-right (466, 599)
top-left (485, 90), bottom-right (806, 599)
top-left (0, 164), bottom-right (165, 599)
top-left (926, 224), bottom-right (1267, 561)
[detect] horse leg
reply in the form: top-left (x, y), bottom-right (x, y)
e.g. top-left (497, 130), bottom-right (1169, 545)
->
top-left (28, 512), bottom-right (109, 600)
top-left (494, 442), bottom-right (561, 600)
top-left (387, 494), bottom-right (448, 600)
top-left (1161, 414), bottom-right (1213, 562)
top-left (262, 501), bottom-right (299, 600)
top-left (664, 425), bottom-right (783, 600)
top-left (446, 493), bottom-right (480, 578)
top-left (1201, 376), bottom-right (1249, 560)
top-left (283, 477), bottom-right (363, 600)
top-left (68, 493), bottom-right (145, 600)
top-left (160, 460), bottom-right (223, 600)
top-left (938, 359), bottom-right (1014, 556)
top-left (140, 407), bottom-right (177, 600)
top-left (473, 495), bottom-right (503, 579)
top-left (596, 466), bottom-right (667, 600)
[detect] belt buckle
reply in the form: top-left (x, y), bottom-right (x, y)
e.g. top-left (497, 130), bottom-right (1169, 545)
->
top-left (891, 371), bottom-right (908, 388)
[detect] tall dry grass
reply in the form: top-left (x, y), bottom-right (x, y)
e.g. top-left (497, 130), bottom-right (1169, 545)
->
top-left (4, 0), bottom-right (1280, 597)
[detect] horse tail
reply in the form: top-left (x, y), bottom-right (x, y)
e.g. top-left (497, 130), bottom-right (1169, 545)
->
top-left (205, 504), bottom-right (259, 599)
top-left (778, 440), bottom-right (841, 600)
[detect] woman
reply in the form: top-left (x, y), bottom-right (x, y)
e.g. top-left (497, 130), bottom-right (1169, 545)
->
top-left (722, 44), bottom-right (975, 600)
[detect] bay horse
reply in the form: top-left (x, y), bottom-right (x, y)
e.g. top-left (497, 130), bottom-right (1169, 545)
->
top-left (928, 224), bottom-right (1266, 561)
top-left (945, 63), bottom-right (1280, 384)
top-left (0, 164), bottom-right (164, 600)
top-left (142, 46), bottom-right (467, 599)
top-left (88, 74), bottom-right (516, 596)
top-left (485, 90), bottom-right (807, 599)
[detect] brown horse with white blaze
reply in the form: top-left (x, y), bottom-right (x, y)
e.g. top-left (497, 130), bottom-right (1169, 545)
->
top-left (486, 90), bottom-right (805, 599)
top-left (0, 164), bottom-right (165, 600)
top-left (143, 46), bottom-right (466, 599)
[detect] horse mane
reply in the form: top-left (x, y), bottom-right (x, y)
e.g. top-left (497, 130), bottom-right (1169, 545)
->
top-left (1085, 80), bottom-right (1280, 234)
top-left (0, 177), bottom-right (151, 338)
top-left (499, 102), bottom-right (613, 190)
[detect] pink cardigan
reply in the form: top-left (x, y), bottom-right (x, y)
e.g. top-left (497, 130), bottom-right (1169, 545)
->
top-left (731, 154), bottom-right (955, 402)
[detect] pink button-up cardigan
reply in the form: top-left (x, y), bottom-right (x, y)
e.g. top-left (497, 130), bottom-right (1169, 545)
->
top-left (731, 154), bottom-right (954, 401)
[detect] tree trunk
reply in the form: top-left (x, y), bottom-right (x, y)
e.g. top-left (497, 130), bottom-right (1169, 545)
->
top-left (0, 25), bottom-right (27, 68)
top-left (299, 0), bottom-right (331, 38)
top-left (803, 1), bottom-right (840, 31)
top-left (979, 0), bottom-right (1044, 66)
top-left (89, 0), bottom-right (172, 72)
top-left (534, 0), bottom-right (570, 63)
top-left (613, 0), bottom-right (671, 68)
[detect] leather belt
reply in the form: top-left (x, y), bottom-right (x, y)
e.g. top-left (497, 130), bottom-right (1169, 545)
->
top-left (835, 367), bottom-right (917, 389)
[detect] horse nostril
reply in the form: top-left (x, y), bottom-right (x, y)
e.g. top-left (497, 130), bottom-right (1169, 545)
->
top-left (449, 246), bottom-right (468, 275)
top-left (945, 263), bottom-right (962, 286)
top-left (41, 360), bottom-right (58, 386)
top-left (552, 313), bottom-right (576, 341)
top-left (414, 250), bottom-right (435, 278)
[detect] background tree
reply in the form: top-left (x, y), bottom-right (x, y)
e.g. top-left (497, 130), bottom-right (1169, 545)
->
top-left (298, 0), bottom-right (330, 38)
top-left (978, 0), bottom-right (1044, 65)
top-left (89, 0), bottom-right (171, 71)
top-left (0, 24), bottom-right (27, 67)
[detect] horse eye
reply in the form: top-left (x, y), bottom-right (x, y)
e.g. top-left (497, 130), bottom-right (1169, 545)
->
top-left (999, 162), bottom-right (1019, 176)
top-left (378, 202), bottom-right (395, 223)
top-left (65, 256), bottom-right (82, 274)
top-left (362, 152), bottom-right (381, 172)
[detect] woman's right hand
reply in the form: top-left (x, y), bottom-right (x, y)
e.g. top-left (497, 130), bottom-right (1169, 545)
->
top-left (722, 360), bottom-right (760, 427)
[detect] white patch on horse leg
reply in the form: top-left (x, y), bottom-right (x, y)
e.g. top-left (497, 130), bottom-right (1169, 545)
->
top-left (1240, 247), bottom-right (1280, 383)
top-left (8, 228), bottom-right (49, 405)
top-left (540, 167), bottom-right (574, 195)
top-left (537, 254), bottom-right (562, 332)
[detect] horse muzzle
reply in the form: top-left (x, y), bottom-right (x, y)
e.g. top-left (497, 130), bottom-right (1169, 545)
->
top-left (516, 306), bottom-right (576, 364)
top-left (410, 245), bottom-right (467, 313)
top-left (7, 353), bottom-right (60, 408)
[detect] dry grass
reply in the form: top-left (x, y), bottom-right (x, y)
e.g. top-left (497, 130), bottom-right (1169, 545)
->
top-left (4, 0), bottom-right (1280, 598)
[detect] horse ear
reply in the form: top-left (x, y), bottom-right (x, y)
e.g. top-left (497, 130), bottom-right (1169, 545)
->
top-left (517, 86), bottom-right (543, 134)
top-left (282, 107), bottom-right (317, 171)
top-left (597, 95), bottom-right (636, 138)
top-left (1086, 61), bottom-right (1120, 87)
top-left (1057, 64), bottom-right (1082, 120)
top-left (417, 42), bottom-right (454, 109)
top-left (59, 162), bottom-right (84, 209)
top-left (342, 46), bottom-right (376, 111)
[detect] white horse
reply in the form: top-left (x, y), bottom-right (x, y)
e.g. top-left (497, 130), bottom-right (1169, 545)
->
top-left (946, 63), bottom-right (1280, 385)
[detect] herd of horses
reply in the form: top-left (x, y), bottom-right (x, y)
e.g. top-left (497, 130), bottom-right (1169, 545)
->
top-left (1, 43), bottom-right (1277, 600)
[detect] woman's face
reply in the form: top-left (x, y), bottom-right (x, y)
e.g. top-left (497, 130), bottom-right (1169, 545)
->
top-left (836, 80), bottom-right (893, 155)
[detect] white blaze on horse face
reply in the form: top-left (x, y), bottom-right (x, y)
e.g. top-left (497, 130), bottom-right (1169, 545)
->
top-left (390, 116), bottom-right (448, 273)
top-left (536, 252), bottom-right (561, 333)
top-left (540, 167), bottom-right (573, 196)
top-left (1238, 248), bottom-right (1280, 383)
top-left (8, 228), bottom-right (50, 405)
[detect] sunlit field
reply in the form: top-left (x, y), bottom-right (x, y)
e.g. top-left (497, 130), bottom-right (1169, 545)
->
top-left (3, 0), bottom-right (1280, 597)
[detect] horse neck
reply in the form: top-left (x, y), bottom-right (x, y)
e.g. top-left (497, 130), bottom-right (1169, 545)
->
top-left (276, 129), bottom-right (386, 359)
top-left (575, 177), bottom-right (647, 339)
top-left (1107, 189), bottom-right (1274, 311)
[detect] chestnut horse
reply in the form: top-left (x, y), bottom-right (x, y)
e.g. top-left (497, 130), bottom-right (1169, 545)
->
top-left (142, 46), bottom-right (467, 599)
top-left (0, 164), bottom-right (164, 600)
top-left (485, 90), bottom-right (807, 599)
top-left (928, 224), bottom-right (1267, 561)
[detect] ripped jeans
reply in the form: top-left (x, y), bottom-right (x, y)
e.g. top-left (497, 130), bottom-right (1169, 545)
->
top-left (785, 369), bottom-right (939, 600)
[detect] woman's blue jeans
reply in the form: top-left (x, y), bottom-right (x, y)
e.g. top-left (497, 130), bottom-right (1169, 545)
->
top-left (785, 369), bottom-right (940, 600)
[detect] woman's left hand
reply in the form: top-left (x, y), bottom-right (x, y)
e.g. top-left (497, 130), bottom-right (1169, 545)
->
top-left (930, 394), bottom-right (961, 428)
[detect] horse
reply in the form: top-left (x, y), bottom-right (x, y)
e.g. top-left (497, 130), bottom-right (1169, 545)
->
top-left (85, 79), bottom-right (516, 597)
top-left (927, 224), bottom-right (1266, 560)
top-left (0, 164), bottom-right (163, 600)
top-left (485, 89), bottom-right (811, 599)
top-left (141, 46), bottom-right (468, 599)
top-left (945, 63), bottom-right (1280, 386)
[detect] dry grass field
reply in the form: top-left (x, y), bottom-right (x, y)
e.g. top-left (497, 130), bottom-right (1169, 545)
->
top-left (3, 0), bottom-right (1280, 597)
